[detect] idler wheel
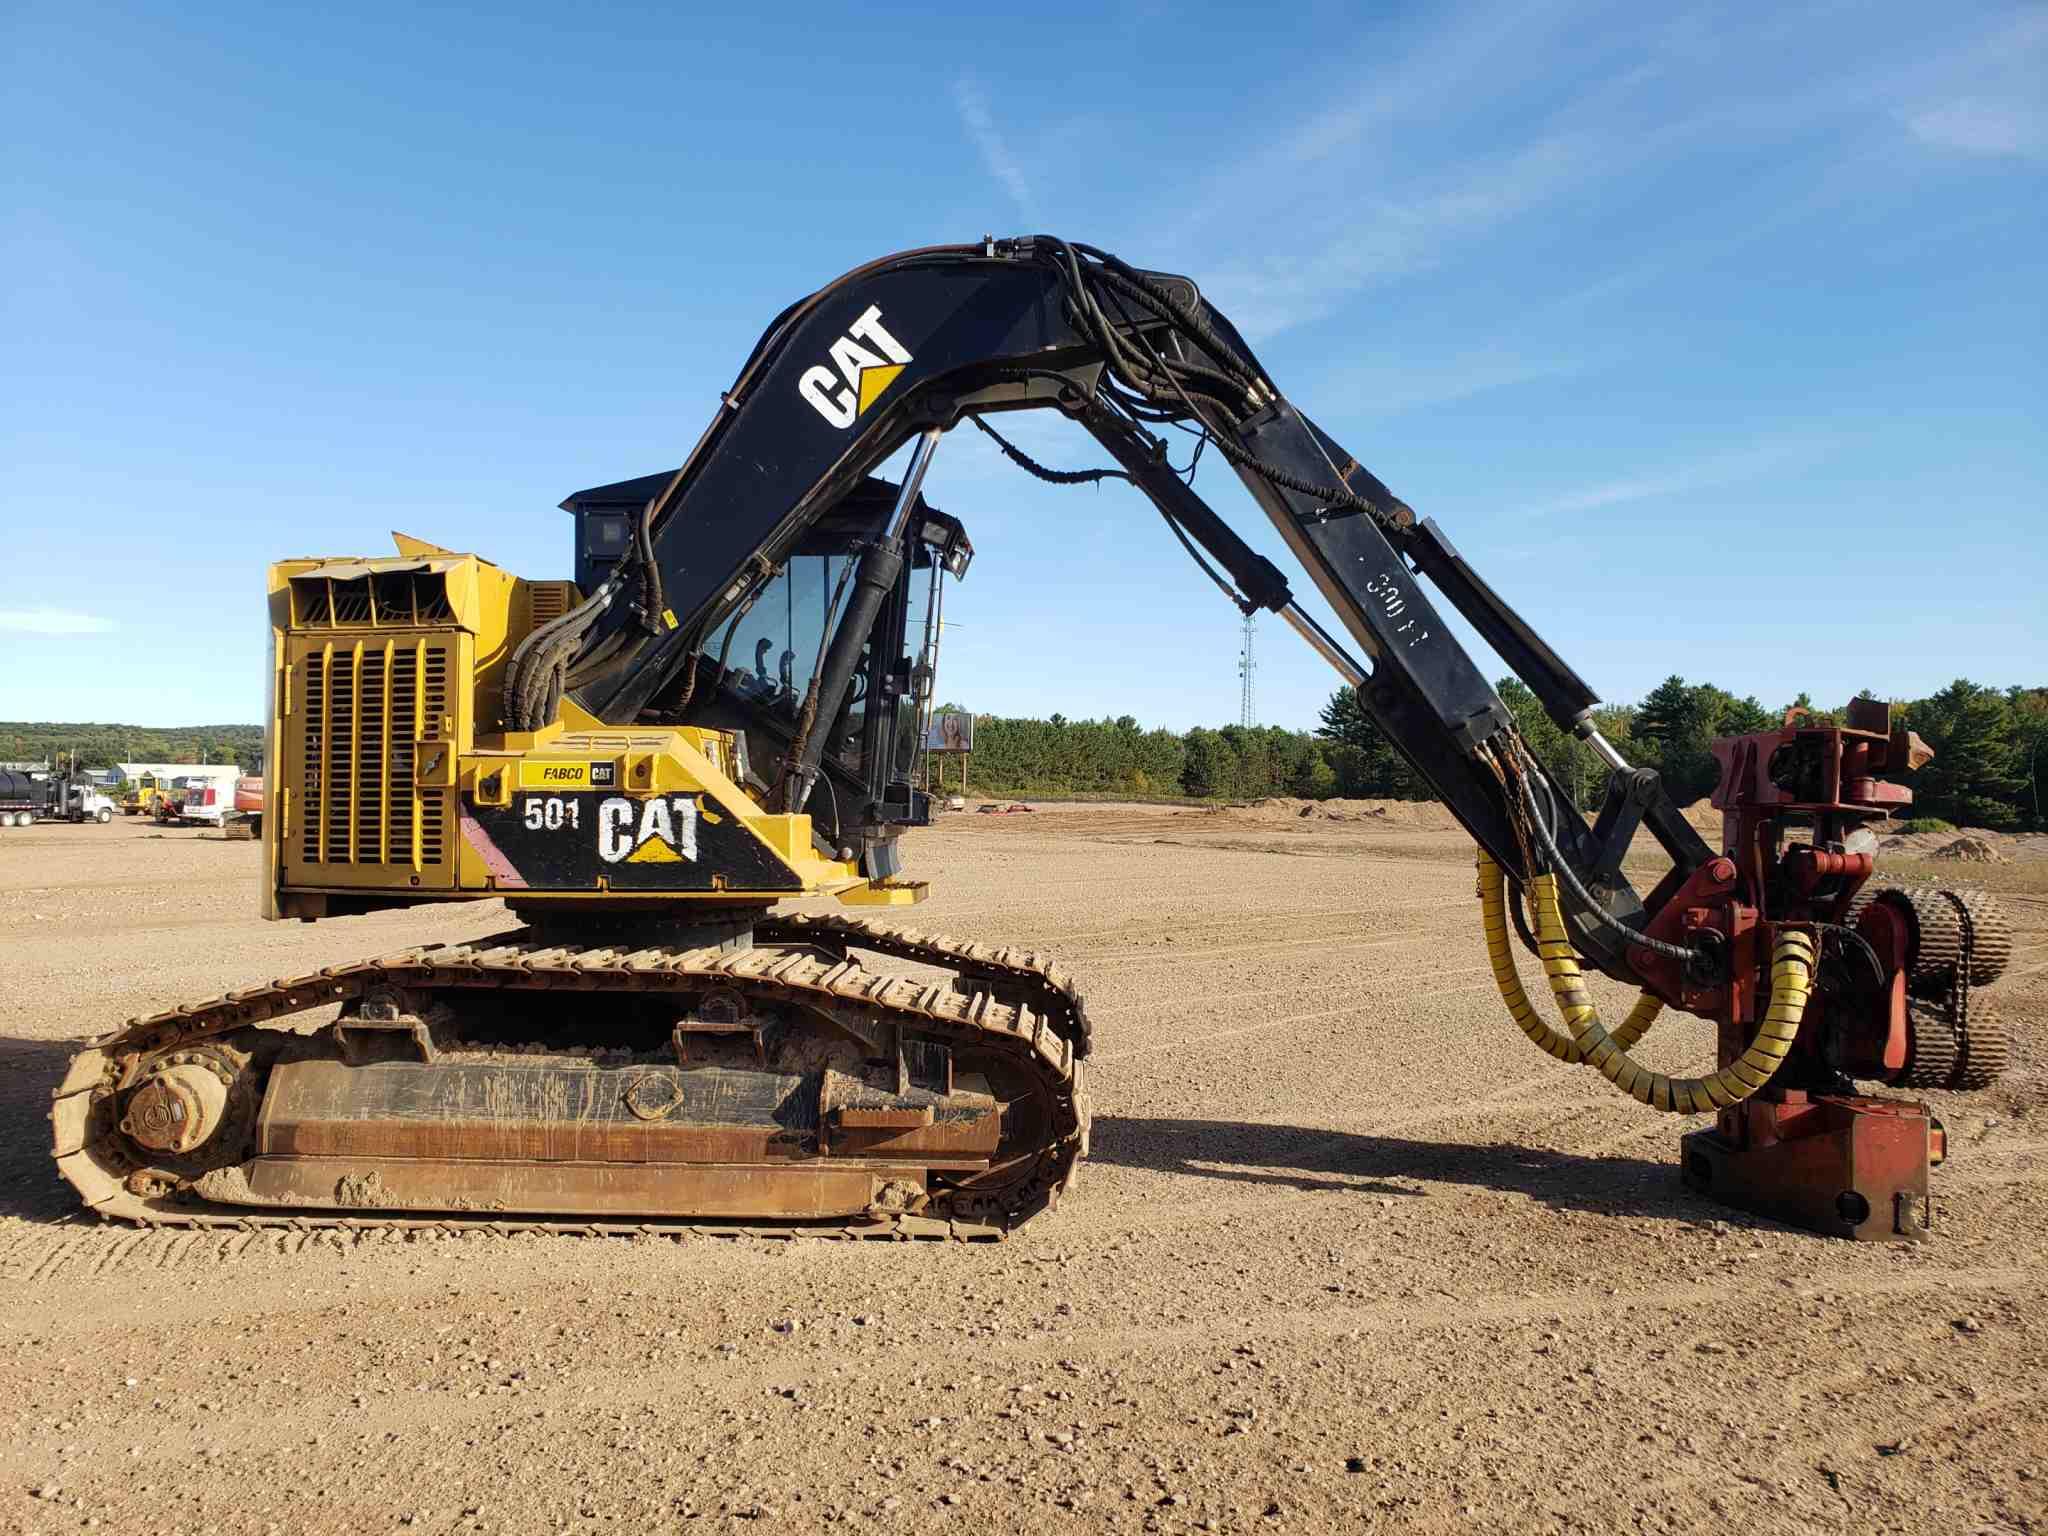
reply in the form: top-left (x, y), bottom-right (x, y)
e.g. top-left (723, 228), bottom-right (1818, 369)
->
top-left (120, 1063), bottom-right (230, 1155)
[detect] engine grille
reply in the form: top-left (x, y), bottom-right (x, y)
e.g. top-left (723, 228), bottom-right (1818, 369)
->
top-left (299, 640), bottom-right (448, 867)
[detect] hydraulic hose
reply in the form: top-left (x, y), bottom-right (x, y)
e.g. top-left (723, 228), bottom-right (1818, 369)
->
top-left (1477, 848), bottom-right (1659, 1064)
top-left (1524, 868), bottom-right (1815, 1113)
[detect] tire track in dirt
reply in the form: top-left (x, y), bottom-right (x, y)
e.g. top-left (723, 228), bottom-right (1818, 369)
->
top-left (1089, 973), bottom-right (1497, 1064)
top-left (964, 897), bottom-right (1459, 946)
top-left (1632, 1380), bottom-right (2043, 1507)
top-left (16, 1254), bottom-right (2030, 1476)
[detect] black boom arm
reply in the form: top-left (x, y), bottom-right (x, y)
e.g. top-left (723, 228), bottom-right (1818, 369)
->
top-left (544, 237), bottom-right (1712, 981)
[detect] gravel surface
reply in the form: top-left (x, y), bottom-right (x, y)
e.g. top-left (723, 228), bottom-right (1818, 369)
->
top-left (1, 812), bottom-right (2042, 1534)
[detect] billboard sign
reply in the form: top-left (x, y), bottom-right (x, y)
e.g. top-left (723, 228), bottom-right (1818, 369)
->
top-left (924, 712), bottom-right (973, 753)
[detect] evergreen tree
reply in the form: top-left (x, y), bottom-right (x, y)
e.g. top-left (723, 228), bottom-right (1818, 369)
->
top-left (1903, 680), bottom-right (2026, 829)
top-left (2006, 687), bottom-right (2047, 829)
top-left (1291, 744), bottom-right (1337, 798)
top-left (1631, 676), bottom-right (1771, 804)
top-left (1315, 687), bottom-right (1427, 799)
top-left (1495, 677), bottom-right (1603, 810)
top-left (1782, 691), bottom-right (1840, 727)
top-left (1180, 729), bottom-right (1234, 798)
top-left (25, 675), bottom-right (2042, 823)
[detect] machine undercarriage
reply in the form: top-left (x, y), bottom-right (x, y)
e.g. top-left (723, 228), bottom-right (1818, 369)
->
top-left (54, 914), bottom-right (1088, 1237)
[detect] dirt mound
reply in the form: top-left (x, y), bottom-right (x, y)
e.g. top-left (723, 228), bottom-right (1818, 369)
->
top-left (1930, 835), bottom-right (2009, 864)
top-left (1207, 796), bottom-right (1462, 831)
top-left (1679, 802), bottom-right (1721, 837)
top-left (1877, 826), bottom-right (2044, 862)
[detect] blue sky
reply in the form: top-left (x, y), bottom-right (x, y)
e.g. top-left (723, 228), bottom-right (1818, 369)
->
top-left (4, 1), bottom-right (2042, 732)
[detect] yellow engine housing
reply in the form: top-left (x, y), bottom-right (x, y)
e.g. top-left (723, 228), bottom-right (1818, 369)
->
top-left (260, 540), bottom-right (921, 922)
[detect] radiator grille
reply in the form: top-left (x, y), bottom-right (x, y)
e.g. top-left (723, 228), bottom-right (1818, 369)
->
top-left (299, 640), bottom-right (448, 866)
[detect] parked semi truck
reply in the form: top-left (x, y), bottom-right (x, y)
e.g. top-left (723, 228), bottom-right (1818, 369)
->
top-left (59, 782), bottom-right (117, 823)
top-left (0, 770), bottom-right (117, 826)
top-left (0, 769), bottom-right (57, 827)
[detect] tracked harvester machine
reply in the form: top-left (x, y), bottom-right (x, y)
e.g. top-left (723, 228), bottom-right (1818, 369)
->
top-left (53, 238), bottom-right (2012, 1240)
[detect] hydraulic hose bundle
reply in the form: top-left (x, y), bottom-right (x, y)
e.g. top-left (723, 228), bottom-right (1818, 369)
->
top-left (1030, 238), bottom-right (1409, 530)
top-left (1477, 849), bottom-right (1660, 1064)
top-left (1471, 729), bottom-right (1816, 1113)
top-left (1478, 848), bottom-right (1815, 1112)
top-left (503, 581), bottom-right (615, 733)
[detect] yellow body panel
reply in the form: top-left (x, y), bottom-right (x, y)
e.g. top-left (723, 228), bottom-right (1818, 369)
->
top-left (837, 880), bottom-right (932, 907)
top-left (262, 540), bottom-right (915, 921)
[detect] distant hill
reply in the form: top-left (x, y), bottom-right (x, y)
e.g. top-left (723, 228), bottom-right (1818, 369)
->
top-left (0, 723), bottom-right (264, 772)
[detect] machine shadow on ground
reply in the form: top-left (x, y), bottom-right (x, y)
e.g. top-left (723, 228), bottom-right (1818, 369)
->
top-left (1093, 1114), bottom-right (1762, 1227)
top-left (0, 1037), bottom-right (81, 1223)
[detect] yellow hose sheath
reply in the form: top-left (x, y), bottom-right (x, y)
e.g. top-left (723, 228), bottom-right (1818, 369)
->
top-left (1477, 848), bottom-right (1585, 1063)
top-left (1477, 850), bottom-right (1662, 1065)
top-left (1526, 868), bottom-right (1813, 1113)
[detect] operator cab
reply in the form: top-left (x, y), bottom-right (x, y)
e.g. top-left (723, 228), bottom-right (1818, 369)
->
top-left (560, 471), bottom-right (972, 875)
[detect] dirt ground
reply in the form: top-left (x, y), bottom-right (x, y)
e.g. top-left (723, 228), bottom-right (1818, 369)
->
top-left (2, 810), bottom-right (2043, 1535)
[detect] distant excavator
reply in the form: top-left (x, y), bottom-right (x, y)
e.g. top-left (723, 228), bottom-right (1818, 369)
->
top-left (53, 237), bottom-right (2010, 1241)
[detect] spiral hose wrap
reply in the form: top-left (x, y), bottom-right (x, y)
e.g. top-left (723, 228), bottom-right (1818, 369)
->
top-left (1477, 848), bottom-right (1815, 1114)
top-left (1477, 850), bottom-right (1660, 1063)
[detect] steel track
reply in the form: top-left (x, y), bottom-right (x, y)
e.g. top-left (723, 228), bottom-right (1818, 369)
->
top-left (51, 915), bottom-right (1091, 1242)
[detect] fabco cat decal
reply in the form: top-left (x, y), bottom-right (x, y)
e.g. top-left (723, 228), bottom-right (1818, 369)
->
top-left (597, 795), bottom-right (700, 865)
top-left (798, 305), bottom-right (913, 428)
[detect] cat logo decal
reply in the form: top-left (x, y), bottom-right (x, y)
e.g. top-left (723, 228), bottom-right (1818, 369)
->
top-left (597, 795), bottom-right (700, 865)
top-left (798, 306), bottom-right (913, 428)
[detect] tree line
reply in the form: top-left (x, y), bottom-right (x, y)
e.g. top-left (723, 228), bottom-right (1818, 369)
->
top-left (948, 677), bottom-right (2046, 830)
top-left (0, 723), bottom-right (265, 773)
top-left (10, 677), bottom-right (2040, 829)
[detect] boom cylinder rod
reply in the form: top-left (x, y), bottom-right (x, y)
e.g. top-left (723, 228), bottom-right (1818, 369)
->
top-left (1577, 724), bottom-right (1630, 772)
top-left (884, 428), bottom-right (944, 542)
top-left (1280, 603), bottom-right (1367, 687)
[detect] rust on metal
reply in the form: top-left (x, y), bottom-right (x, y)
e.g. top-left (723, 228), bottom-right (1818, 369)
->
top-left (51, 915), bottom-right (1090, 1240)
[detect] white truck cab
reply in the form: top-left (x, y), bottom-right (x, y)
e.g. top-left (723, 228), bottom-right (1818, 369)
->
top-left (167, 765), bottom-right (244, 827)
top-left (181, 779), bottom-right (230, 827)
top-left (64, 784), bottom-right (117, 823)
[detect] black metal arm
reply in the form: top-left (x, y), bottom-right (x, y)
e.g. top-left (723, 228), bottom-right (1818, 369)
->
top-left (561, 237), bottom-right (1713, 979)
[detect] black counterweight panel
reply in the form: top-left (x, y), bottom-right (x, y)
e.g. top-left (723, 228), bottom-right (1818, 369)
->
top-left (462, 791), bottom-right (803, 893)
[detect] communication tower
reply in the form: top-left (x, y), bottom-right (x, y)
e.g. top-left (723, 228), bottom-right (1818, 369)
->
top-left (1238, 612), bottom-right (1257, 728)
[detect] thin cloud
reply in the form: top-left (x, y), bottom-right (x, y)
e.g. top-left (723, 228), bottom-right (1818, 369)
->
top-left (1198, 135), bottom-right (1592, 341)
top-left (1144, 5), bottom-right (2047, 346)
top-left (1908, 99), bottom-right (2045, 158)
top-left (951, 77), bottom-right (1034, 221)
top-left (1521, 437), bottom-right (1824, 518)
top-left (0, 607), bottom-right (117, 635)
top-left (1902, 9), bottom-right (2047, 158)
top-left (1157, 0), bottom-right (1566, 247)
top-left (1326, 347), bottom-right (1608, 416)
